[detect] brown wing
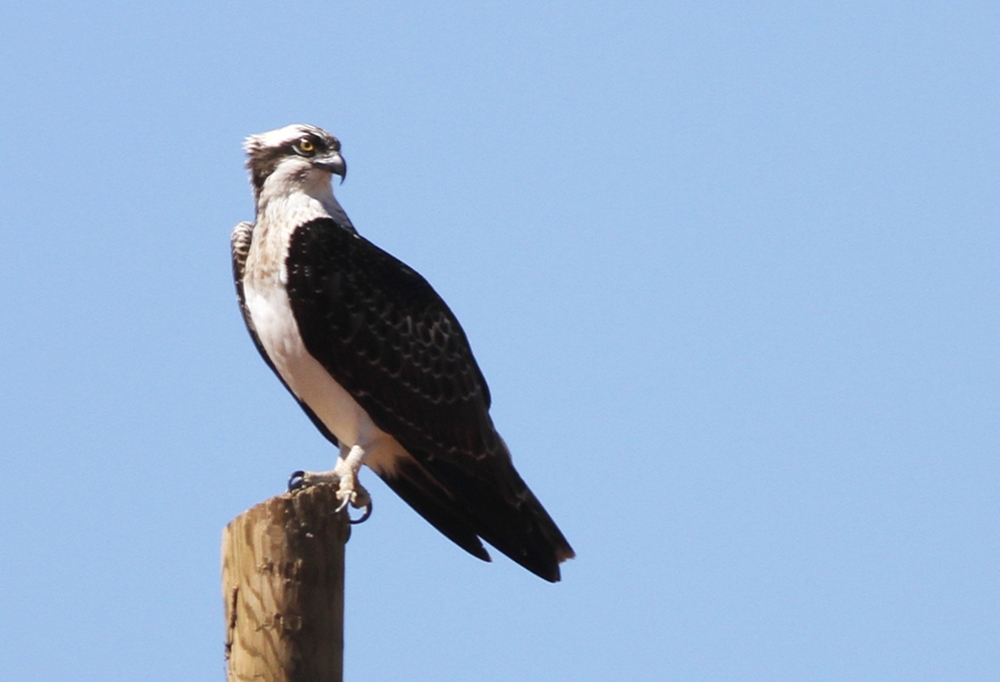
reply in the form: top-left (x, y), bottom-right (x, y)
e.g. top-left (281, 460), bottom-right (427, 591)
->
top-left (284, 218), bottom-right (573, 581)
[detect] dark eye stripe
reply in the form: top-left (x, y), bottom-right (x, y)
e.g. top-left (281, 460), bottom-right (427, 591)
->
top-left (249, 132), bottom-right (340, 191)
top-left (289, 135), bottom-right (326, 157)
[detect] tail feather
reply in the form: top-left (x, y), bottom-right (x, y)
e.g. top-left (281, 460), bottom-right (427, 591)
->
top-left (379, 450), bottom-right (574, 582)
top-left (376, 458), bottom-right (491, 563)
top-left (426, 456), bottom-right (574, 582)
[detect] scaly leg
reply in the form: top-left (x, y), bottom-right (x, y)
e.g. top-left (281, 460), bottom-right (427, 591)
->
top-left (288, 443), bottom-right (373, 523)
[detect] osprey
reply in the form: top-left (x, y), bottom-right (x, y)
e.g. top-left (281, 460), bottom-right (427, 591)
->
top-left (231, 124), bottom-right (574, 582)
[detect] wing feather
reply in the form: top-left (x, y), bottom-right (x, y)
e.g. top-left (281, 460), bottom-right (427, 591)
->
top-left (284, 218), bottom-right (573, 581)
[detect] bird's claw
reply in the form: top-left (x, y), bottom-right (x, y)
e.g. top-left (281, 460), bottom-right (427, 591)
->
top-left (288, 469), bottom-right (341, 491)
top-left (350, 500), bottom-right (373, 524)
top-left (288, 470), bottom-right (307, 491)
top-left (335, 482), bottom-right (372, 524)
top-left (286, 463), bottom-right (372, 523)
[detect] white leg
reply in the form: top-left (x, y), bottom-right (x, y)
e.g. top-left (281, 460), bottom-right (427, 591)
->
top-left (288, 444), bottom-right (371, 515)
top-left (331, 444), bottom-right (371, 512)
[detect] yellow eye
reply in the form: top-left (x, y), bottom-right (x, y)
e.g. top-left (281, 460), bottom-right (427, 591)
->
top-left (297, 138), bottom-right (315, 154)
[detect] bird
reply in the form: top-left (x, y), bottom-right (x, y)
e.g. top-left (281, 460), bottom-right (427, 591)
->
top-left (231, 123), bottom-right (574, 582)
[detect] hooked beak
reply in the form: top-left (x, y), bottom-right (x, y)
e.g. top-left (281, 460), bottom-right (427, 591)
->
top-left (313, 152), bottom-right (347, 184)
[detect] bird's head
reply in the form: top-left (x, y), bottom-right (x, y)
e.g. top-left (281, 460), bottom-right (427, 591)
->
top-left (243, 124), bottom-right (347, 202)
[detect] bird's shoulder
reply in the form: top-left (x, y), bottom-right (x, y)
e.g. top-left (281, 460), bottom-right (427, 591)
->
top-left (285, 217), bottom-right (496, 452)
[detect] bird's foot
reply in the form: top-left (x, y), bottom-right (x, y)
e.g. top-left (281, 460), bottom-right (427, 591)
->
top-left (287, 462), bottom-right (373, 524)
top-left (288, 469), bottom-right (340, 490)
top-left (335, 476), bottom-right (373, 524)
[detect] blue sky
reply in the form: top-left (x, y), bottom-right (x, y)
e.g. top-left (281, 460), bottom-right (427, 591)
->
top-left (1, 2), bottom-right (998, 680)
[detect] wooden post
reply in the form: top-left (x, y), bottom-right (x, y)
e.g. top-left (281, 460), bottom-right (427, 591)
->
top-left (222, 485), bottom-right (350, 682)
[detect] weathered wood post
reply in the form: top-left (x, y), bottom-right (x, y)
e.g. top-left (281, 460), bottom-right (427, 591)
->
top-left (222, 485), bottom-right (349, 682)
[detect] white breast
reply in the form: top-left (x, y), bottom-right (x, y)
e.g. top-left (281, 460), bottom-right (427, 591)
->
top-left (245, 281), bottom-right (370, 443)
top-left (242, 205), bottom-right (406, 476)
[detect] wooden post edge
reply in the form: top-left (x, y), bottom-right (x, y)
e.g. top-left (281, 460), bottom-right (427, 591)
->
top-left (222, 485), bottom-right (350, 682)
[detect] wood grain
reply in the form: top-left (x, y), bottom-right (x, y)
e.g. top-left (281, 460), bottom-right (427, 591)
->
top-left (222, 485), bottom-right (349, 682)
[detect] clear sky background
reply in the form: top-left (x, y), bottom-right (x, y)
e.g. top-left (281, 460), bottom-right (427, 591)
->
top-left (1, 2), bottom-right (997, 680)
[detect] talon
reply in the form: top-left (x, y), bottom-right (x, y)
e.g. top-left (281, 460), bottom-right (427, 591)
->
top-left (350, 500), bottom-right (373, 524)
top-left (288, 470), bottom-right (306, 491)
top-left (335, 494), bottom-right (351, 513)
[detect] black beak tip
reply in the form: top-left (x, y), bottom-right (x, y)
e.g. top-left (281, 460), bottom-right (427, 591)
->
top-left (314, 154), bottom-right (347, 183)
